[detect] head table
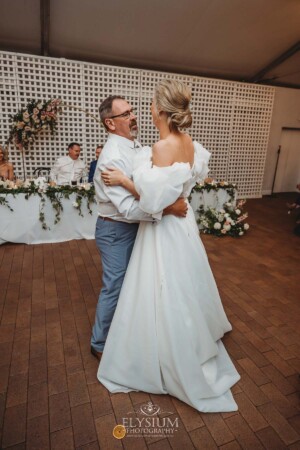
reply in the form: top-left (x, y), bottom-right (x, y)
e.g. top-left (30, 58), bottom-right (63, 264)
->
top-left (0, 181), bottom-right (236, 245)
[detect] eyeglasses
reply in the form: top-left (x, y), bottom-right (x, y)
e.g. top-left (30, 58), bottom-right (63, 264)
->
top-left (108, 107), bottom-right (137, 120)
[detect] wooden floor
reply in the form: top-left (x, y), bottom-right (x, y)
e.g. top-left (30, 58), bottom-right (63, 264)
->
top-left (0, 194), bottom-right (299, 450)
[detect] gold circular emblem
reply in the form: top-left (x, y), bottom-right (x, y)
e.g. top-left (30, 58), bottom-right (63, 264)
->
top-left (113, 424), bottom-right (126, 439)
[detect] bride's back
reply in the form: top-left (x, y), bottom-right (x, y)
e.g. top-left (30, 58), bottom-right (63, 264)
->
top-left (152, 133), bottom-right (194, 168)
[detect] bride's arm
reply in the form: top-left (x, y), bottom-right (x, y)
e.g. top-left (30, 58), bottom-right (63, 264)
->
top-left (101, 168), bottom-right (140, 199)
top-left (102, 161), bottom-right (188, 218)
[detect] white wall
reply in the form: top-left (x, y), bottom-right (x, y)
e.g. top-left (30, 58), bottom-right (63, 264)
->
top-left (263, 86), bottom-right (300, 194)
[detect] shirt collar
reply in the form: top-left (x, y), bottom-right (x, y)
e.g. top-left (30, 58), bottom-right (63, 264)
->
top-left (108, 133), bottom-right (141, 149)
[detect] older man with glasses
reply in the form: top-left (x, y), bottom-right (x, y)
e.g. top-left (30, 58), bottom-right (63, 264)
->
top-left (90, 95), bottom-right (188, 360)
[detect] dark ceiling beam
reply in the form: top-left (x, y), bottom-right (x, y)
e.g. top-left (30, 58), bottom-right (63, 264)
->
top-left (248, 41), bottom-right (300, 83)
top-left (40, 0), bottom-right (50, 56)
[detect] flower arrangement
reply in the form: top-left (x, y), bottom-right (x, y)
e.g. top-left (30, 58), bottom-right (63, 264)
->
top-left (7, 99), bottom-right (62, 149)
top-left (197, 199), bottom-right (249, 237)
top-left (0, 179), bottom-right (95, 230)
top-left (192, 178), bottom-right (236, 200)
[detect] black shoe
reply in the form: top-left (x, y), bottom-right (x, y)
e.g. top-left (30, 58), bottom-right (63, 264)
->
top-left (91, 346), bottom-right (103, 360)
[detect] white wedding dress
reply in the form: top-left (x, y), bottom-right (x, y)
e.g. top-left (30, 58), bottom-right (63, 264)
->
top-left (98, 142), bottom-right (240, 412)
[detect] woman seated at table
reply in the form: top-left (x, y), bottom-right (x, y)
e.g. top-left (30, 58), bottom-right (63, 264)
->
top-left (0, 145), bottom-right (14, 181)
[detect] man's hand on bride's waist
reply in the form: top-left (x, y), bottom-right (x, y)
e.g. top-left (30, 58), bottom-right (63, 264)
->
top-left (163, 198), bottom-right (188, 218)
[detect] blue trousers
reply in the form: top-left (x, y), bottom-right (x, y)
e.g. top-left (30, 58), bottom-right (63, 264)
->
top-left (91, 217), bottom-right (139, 352)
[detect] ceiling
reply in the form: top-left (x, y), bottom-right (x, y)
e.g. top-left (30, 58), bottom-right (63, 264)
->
top-left (0, 0), bottom-right (300, 88)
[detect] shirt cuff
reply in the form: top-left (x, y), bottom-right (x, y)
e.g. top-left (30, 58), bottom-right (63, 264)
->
top-left (152, 210), bottom-right (163, 221)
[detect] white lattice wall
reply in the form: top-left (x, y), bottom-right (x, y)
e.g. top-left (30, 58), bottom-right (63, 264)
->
top-left (0, 51), bottom-right (274, 197)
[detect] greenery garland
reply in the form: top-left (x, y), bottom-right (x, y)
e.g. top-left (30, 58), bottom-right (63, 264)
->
top-left (0, 181), bottom-right (96, 230)
top-left (192, 180), bottom-right (236, 200)
top-left (1, 178), bottom-right (249, 237)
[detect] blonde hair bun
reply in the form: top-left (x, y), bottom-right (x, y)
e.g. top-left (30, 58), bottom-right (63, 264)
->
top-left (154, 79), bottom-right (192, 130)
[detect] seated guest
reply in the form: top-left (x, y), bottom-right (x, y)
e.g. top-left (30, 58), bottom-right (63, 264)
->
top-left (88, 145), bottom-right (102, 182)
top-left (0, 145), bottom-right (14, 181)
top-left (50, 142), bottom-right (86, 185)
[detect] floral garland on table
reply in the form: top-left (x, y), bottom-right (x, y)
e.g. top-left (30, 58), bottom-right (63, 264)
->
top-left (0, 179), bottom-right (96, 230)
top-left (191, 179), bottom-right (249, 237)
top-left (192, 178), bottom-right (237, 200)
top-left (7, 99), bottom-right (62, 149)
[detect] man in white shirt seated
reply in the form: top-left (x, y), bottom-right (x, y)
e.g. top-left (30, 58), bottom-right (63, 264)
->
top-left (50, 142), bottom-right (86, 185)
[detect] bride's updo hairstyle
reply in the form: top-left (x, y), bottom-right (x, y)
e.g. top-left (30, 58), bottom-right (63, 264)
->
top-left (154, 79), bottom-right (192, 131)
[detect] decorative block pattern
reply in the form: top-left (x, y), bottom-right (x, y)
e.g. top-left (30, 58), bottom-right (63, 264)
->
top-left (0, 51), bottom-right (274, 197)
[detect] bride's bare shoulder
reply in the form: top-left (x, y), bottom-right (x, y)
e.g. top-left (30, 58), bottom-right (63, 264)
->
top-left (152, 140), bottom-right (174, 166)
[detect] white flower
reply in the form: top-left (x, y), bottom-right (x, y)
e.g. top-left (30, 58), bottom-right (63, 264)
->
top-left (84, 183), bottom-right (91, 191)
top-left (37, 103), bottom-right (43, 110)
top-left (4, 180), bottom-right (14, 188)
top-left (220, 209), bottom-right (225, 214)
top-left (72, 201), bottom-right (79, 208)
top-left (214, 222), bottom-right (221, 230)
top-left (225, 202), bottom-right (232, 207)
top-left (34, 177), bottom-right (46, 188)
top-left (224, 213), bottom-right (230, 218)
top-left (239, 231), bottom-right (244, 236)
top-left (217, 214), bottom-right (224, 222)
top-left (235, 209), bottom-right (241, 215)
top-left (223, 224), bottom-right (231, 231)
top-left (23, 179), bottom-right (31, 188)
top-left (244, 223), bottom-right (250, 230)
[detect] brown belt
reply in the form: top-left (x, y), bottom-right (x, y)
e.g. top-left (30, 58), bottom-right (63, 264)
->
top-left (99, 216), bottom-right (115, 222)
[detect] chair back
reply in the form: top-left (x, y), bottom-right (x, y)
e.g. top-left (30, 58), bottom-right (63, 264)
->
top-left (33, 167), bottom-right (50, 177)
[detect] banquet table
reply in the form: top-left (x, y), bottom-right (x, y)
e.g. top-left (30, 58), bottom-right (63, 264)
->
top-left (0, 187), bottom-right (236, 245)
top-left (190, 189), bottom-right (236, 221)
top-left (0, 193), bottom-right (98, 245)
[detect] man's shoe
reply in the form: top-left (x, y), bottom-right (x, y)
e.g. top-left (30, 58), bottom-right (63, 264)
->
top-left (91, 346), bottom-right (103, 361)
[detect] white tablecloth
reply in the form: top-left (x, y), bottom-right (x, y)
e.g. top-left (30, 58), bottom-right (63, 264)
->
top-left (190, 189), bottom-right (236, 221)
top-left (0, 189), bottom-right (236, 245)
top-left (0, 193), bottom-right (98, 245)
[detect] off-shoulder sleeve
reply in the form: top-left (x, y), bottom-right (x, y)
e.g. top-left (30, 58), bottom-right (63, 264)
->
top-left (193, 141), bottom-right (211, 182)
top-left (133, 146), bottom-right (191, 214)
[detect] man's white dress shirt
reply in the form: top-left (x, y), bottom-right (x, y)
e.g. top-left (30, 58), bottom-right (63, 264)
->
top-left (94, 133), bottom-right (161, 223)
top-left (50, 155), bottom-right (86, 185)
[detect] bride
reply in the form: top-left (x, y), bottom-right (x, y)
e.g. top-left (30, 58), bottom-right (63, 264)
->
top-left (98, 79), bottom-right (240, 412)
